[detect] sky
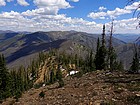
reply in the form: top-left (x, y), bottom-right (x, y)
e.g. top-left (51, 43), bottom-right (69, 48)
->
top-left (0, 0), bottom-right (140, 34)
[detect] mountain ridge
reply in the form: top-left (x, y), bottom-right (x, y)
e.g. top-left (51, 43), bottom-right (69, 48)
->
top-left (0, 31), bottom-right (135, 69)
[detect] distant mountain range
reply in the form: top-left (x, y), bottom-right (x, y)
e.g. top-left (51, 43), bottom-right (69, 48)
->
top-left (0, 31), bottom-right (139, 69)
top-left (135, 36), bottom-right (140, 45)
top-left (113, 34), bottom-right (140, 43)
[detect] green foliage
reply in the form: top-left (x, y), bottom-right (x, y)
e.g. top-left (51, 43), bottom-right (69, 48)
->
top-left (49, 70), bottom-right (56, 84)
top-left (58, 79), bottom-right (64, 88)
top-left (108, 47), bottom-right (117, 70)
top-left (14, 90), bottom-right (22, 102)
top-left (86, 50), bottom-right (95, 72)
top-left (0, 52), bottom-right (47, 102)
top-left (34, 83), bottom-right (43, 89)
top-left (94, 38), bottom-right (101, 70)
top-left (94, 25), bottom-right (124, 71)
top-left (129, 50), bottom-right (139, 73)
top-left (0, 54), bottom-right (12, 100)
top-left (98, 46), bottom-right (107, 70)
top-left (39, 91), bottom-right (45, 98)
top-left (117, 61), bottom-right (124, 71)
top-left (56, 65), bottom-right (62, 81)
top-left (94, 25), bottom-right (107, 70)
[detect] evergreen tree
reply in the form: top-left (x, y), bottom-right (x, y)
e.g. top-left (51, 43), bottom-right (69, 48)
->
top-left (56, 65), bottom-right (64, 87)
top-left (108, 47), bottom-right (118, 70)
top-left (0, 54), bottom-right (11, 100)
top-left (56, 65), bottom-right (62, 81)
top-left (107, 20), bottom-right (120, 71)
top-left (88, 50), bottom-right (95, 71)
top-left (94, 38), bottom-right (101, 70)
top-left (130, 46), bottom-right (139, 73)
top-left (98, 46), bottom-right (107, 70)
top-left (49, 70), bottom-right (55, 84)
top-left (95, 25), bottom-right (107, 70)
top-left (117, 61), bottom-right (124, 71)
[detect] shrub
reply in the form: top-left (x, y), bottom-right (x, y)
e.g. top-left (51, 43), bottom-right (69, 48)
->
top-left (58, 79), bottom-right (64, 88)
top-left (39, 91), bottom-right (45, 99)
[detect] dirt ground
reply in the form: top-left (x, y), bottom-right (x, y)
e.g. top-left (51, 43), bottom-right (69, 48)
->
top-left (2, 70), bottom-right (140, 105)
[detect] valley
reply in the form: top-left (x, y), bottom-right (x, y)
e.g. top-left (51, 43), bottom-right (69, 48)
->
top-left (0, 31), bottom-right (139, 69)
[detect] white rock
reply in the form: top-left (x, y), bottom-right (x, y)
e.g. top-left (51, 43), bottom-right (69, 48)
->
top-left (70, 71), bottom-right (79, 75)
top-left (42, 84), bottom-right (45, 87)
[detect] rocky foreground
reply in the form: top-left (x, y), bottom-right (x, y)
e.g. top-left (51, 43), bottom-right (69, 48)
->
top-left (2, 70), bottom-right (140, 105)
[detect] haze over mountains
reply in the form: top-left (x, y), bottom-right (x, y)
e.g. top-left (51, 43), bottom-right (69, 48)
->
top-left (0, 30), bottom-right (139, 69)
top-left (114, 34), bottom-right (140, 43)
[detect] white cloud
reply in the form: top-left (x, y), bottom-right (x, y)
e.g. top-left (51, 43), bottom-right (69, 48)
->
top-left (0, 9), bottom-right (139, 34)
top-left (0, 0), bottom-right (139, 34)
top-left (22, 7), bottom-right (59, 16)
top-left (33, 0), bottom-right (71, 8)
top-left (88, 7), bottom-right (131, 19)
top-left (125, 1), bottom-right (140, 10)
top-left (0, 0), bottom-right (6, 6)
top-left (69, 0), bottom-right (79, 2)
top-left (17, 0), bottom-right (29, 6)
top-left (7, 0), bottom-right (13, 2)
top-left (88, 1), bottom-right (140, 20)
top-left (99, 6), bottom-right (107, 11)
top-left (33, 0), bottom-right (71, 15)
top-left (88, 11), bottom-right (107, 19)
top-left (107, 8), bottom-right (131, 17)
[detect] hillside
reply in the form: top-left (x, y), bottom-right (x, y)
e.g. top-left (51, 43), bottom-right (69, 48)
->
top-left (135, 36), bottom-right (140, 45)
top-left (0, 32), bottom-right (139, 105)
top-left (3, 70), bottom-right (140, 105)
top-left (0, 31), bottom-right (127, 69)
top-left (114, 34), bottom-right (140, 43)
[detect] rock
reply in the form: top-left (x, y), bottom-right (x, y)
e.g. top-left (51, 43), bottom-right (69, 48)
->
top-left (136, 93), bottom-right (140, 97)
top-left (112, 98), bottom-right (117, 101)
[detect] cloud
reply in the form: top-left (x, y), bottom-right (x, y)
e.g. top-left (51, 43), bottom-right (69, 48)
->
top-left (99, 6), bottom-right (107, 11)
top-left (17, 0), bottom-right (29, 6)
top-left (69, 0), bottom-right (79, 2)
top-left (7, 0), bottom-right (13, 2)
top-left (0, 10), bottom-right (103, 33)
top-left (22, 7), bottom-right (59, 16)
top-left (125, 1), bottom-right (140, 10)
top-left (0, 9), bottom-right (139, 34)
top-left (88, 7), bottom-right (131, 19)
top-left (0, 0), bottom-right (28, 6)
top-left (0, 0), bottom-right (6, 6)
top-left (88, 1), bottom-right (140, 20)
top-left (0, 0), bottom-right (139, 34)
top-left (33, 0), bottom-right (71, 9)
top-left (33, 0), bottom-right (71, 15)
top-left (88, 11), bottom-right (106, 19)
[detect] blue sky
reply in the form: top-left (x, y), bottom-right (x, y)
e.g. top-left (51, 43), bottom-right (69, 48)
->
top-left (0, 0), bottom-right (139, 34)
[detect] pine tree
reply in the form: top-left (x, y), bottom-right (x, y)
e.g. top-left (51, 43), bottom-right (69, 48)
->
top-left (96, 25), bottom-right (107, 70)
top-left (107, 20), bottom-right (119, 71)
top-left (108, 47), bottom-right (118, 70)
top-left (0, 54), bottom-right (11, 100)
top-left (56, 65), bottom-right (64, 87)
top-left (117, 61), bottom-right (124, 71)
top-left (102, 24), bottom-right (106, 46)
top-left (49, 70), bottom-right (55, 84)
top-left (130, 45), bottom-right (139, 73)
top-left (88, 50), bottom-right (95, 71)
top-left (98, 46), bottom-right (107, 70)
top-left (94, 38), bottom-right (100, 70)
top-left (56, 65), bottom-right (62, 81)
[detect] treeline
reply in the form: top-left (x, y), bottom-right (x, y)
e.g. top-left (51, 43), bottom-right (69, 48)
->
top-left (94, 25), bottom-right (124, 71)
top-left (0, 52), bottom-right (47, 102)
